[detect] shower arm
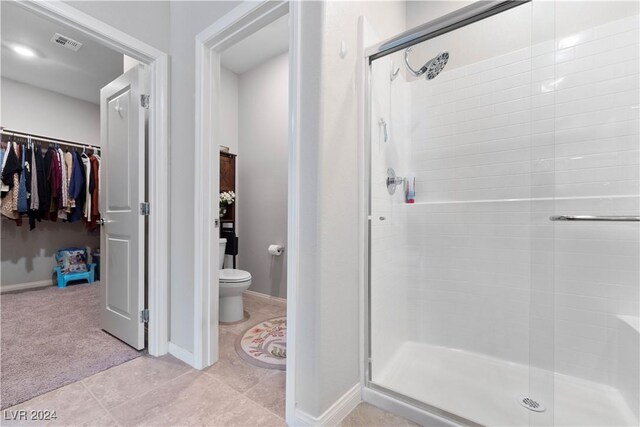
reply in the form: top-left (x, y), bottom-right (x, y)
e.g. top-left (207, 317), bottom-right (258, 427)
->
top-left (404, 47), bottom-right (428, 77)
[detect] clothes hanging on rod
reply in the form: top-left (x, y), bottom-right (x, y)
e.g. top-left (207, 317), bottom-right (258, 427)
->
top-left (0, 129), bottom-right (101, 230)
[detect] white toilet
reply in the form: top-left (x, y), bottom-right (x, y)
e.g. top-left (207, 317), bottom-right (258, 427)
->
top-left (219, 238), bottom-right (252, 323)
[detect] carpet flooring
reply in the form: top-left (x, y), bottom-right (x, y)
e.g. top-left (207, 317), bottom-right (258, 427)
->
top-left (0, 283), bottom-right (141, 409)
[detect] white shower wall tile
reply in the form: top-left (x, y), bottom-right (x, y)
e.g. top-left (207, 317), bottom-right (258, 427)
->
top-left (370, 13), bottom-right (640, 395)
top-left (369, 55), bottom-right (417, 379)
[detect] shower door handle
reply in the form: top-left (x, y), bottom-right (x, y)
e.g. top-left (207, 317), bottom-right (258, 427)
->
top-left (550, 215), bottom-right (640, 222)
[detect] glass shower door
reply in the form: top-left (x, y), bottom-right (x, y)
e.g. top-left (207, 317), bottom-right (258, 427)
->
top-left (367, 1), bottom-right (640, 426)
top-left (547, 1), bottom-right (640, 426)
top-left (368, 3), bottom-right (539, 425)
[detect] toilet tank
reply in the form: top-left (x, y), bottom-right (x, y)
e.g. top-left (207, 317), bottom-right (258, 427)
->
top-left (219, 238), bottom-right (227, 269)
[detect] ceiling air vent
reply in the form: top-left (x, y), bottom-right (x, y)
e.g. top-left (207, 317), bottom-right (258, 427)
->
top-left (50, 33), bottom-right (83, 52)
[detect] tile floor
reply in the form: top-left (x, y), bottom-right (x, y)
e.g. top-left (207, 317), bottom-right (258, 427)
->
top-left (3, 293), bottom-right (286, 427)
top-left (3, 293), bottom-right (414, 427)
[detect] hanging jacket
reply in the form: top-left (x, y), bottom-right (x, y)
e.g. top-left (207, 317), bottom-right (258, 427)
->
top-left (0, 148), bottom-right (5, 176)
top-left (1, 143), bottom-right (22, 222)
top-left (57, 148), bottom-right (68, 220)
top-left (46, 148), bottom-right (61, 221)
top-left (29, 147), bottom-right (39, 210)
top-left (17, 146), bottom-right (28, 213)
top-left (68, 151), bottom-right (86, 223)
top-left (28, 145), bottom-right (45, 228)
top-left (1, 143), bottom-right (21, 198)
top-left (26, 145), bottom-right (38, 230)
top-left (24, 146), bottom-right (32, 206)
top-left (86, 155), bottom-right (100, 230)
top-left (1, 173), bottom-right (20, 221)
top-left (0, 142), bottom-right (11, 193)
top-left (82, 153), bottom-right (91, 220)
top-left (64, 151), bottom-right (73, 213)
top-left (39, 147), bottom-right (52, 219)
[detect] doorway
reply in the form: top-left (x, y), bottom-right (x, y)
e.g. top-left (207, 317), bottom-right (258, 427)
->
top-left (0, 0), bottom-right (169, 409)
top-left (193, 1), bottom-right (299, 424)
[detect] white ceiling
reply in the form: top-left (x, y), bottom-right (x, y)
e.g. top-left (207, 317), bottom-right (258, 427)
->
top-left (1, 2), bottom-right (123, 104)
top-left (221, 14), bottom-right (289, 75)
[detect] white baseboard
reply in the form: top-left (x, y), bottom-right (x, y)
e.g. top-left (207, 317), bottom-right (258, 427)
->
top-left (168, 342), bottom-right (195, 367)
top-left (1, 280), bottom-right (53, 293)
top-left (295, 383), bottom-right (361, 426)
top-left (243, 289), bottom-right (287, 307)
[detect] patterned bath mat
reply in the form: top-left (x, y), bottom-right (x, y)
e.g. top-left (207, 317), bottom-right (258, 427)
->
top-left (235, 317), bottom-right (286, 370)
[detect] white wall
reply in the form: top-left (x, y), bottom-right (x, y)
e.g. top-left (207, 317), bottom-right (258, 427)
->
top-left (293, 0), bottom-right (407, 418)
top-left (1, 78), bottom-right (100, 145)
top-left (0, 78), bottom-right (100, 287)
top-left (167, 0), bottom-right (238, 354)
top-left (237, 52), bottom-right (288, 299)
top-left (62, 1), bottom-right (170, 53)
top-left (220, 66), bottom-right (239, 154)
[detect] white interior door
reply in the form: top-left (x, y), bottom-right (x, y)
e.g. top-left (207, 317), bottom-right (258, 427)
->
top-left (99, 65), bottom-right (147, 350)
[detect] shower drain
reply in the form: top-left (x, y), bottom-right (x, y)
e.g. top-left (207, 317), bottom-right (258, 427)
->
top-left (519, 396), bottom-right (546, 412)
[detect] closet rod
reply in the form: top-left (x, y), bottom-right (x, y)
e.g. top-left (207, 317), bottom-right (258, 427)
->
top-left (0, 128), bottom-right (100, 151)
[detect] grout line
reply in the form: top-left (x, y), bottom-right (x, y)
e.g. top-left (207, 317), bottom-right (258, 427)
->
top-left (201, 368), bottom-right (285, 421)
top-left (81, 382), bottom-right (121, 427)
top-left (241, 368), bottom-right (281, 396)
top-left (242, 385), bottom-right (286, 422)
top-left (101, 368), bottom-right (195, 418)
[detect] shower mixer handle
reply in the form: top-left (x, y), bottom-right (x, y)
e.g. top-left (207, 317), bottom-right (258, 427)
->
top-left (386, 168), bottom-right (405, 195)
top-left (387, 176), bottom-right (405, 185)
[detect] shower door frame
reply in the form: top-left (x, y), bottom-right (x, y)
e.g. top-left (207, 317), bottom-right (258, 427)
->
top-left (361, 1), bottom-right (532, 425)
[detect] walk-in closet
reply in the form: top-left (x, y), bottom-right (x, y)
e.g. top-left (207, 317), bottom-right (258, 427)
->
top-left (0, 2), bottom-right (144, 409)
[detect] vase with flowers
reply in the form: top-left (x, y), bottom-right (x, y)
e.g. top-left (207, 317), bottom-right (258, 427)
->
top-left (219, 191), bottom-right (235, 218)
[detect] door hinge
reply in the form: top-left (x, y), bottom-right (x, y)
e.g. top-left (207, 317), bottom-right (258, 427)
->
top-left (140, 94), bottom-right (150, 109)
top-left (140, 202), bottom-right (150, 216)
top-left (140, 308), bottom-right (149, 323)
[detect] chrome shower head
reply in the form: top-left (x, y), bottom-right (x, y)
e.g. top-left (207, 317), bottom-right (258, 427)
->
top-left (404, 48), bottom-right (449, 80)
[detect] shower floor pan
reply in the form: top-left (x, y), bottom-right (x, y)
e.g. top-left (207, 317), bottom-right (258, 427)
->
top-left (373, 342), bottom-right (636, 426)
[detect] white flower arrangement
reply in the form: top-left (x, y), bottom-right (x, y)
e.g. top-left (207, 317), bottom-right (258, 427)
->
top-left (219, 191), bottom-right (235, 216)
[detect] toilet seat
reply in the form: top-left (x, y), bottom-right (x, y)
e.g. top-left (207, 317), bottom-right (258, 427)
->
top-left (220, 269), bottom-right (251, 283)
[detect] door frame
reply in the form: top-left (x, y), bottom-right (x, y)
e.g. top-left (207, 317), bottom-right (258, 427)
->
top-left (16, 1), bottom-right (170, 357)
top-left (193, 0), bottom-right (299, 423)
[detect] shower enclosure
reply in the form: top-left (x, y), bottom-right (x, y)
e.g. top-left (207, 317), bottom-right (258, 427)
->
top-left (365, 1), bottom-right (639, 425)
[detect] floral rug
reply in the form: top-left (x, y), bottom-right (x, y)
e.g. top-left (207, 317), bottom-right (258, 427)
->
top-left (235, 317), bottom-right (286, 370)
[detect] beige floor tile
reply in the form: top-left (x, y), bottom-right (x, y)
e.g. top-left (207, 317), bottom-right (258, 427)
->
top-left (220, 310), bottom-right (276, 335)
top-left (244, 371), bottom-right (286, 418)
top-left (242, 295), bottom-right (286, 318)
top-left (204, 354), bottom-right (277, 393)
top-left (2, 382), bottom-right (109, 427)
top-left (110, 371), bottom-right (240, 426)
top-left (83, 354), bottom-right (192, 408)
top-left (218, 329), bottom-right (240, 359)
top-left (339, 403), bottom-right (419, 427)
top-left (5, 297), bottom-right (287, 427)
top-left (205, 396), bottom-right (285, 426)
top-left (77, 413), bottom-right (119, 427)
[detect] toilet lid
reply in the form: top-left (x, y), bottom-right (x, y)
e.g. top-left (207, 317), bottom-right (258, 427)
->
top-left (220, 269), bottom-right (251, 282)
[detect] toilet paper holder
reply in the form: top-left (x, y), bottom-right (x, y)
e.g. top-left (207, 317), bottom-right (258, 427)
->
top-left (268, 245), bottom-right (285, 256)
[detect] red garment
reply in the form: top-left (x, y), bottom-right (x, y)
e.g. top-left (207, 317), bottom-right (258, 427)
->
top-left (47, 148), bottom-right (61, 221)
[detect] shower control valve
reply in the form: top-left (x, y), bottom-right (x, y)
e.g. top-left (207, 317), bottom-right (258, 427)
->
top-left (386, 168), bottom-right (405, 195)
